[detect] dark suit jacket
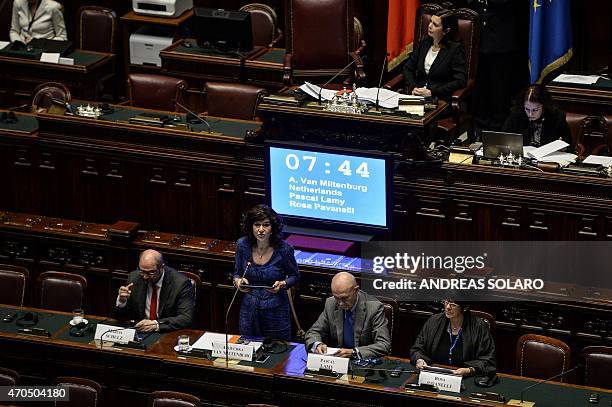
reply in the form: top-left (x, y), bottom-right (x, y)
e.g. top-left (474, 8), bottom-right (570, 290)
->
top-left (502, 106), bottom-right (572, 147)
top-left (402, 37), bottom-right (467, 101)
top-left (467, 0), bottom-right (517, 54)
top-left (410, 311), bottom-right (496, 376)
top-left (304, 291), bottom-right (391, 359)
top-left (115, 266), bottom-right (194, 332)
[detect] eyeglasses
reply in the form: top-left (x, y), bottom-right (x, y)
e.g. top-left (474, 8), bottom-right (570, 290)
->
top-left (441, 300), bottom-right (459, 308)
top-left (138, 264), bottom-right (163, 276)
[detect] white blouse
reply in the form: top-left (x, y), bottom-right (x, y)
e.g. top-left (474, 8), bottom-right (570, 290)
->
top-left (9, 0), bottom-right (67, 43)
top-left (424, 46), bottom-right (439, 75)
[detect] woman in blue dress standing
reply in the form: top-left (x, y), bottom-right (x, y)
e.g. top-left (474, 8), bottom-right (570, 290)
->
top-left (233, 204), bottom-right (299, 340)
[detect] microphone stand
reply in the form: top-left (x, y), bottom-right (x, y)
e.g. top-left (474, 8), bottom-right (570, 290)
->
top-left (225, 260), bottom-right (251, 366)
top-left (174, 100), bottom-right (212, 133)
top-left (507, 364), bottom-right (582, 406)
top-left (374, 53), bottom-right (389, 112)
top-left (317, 57), bottom-right (362, 106)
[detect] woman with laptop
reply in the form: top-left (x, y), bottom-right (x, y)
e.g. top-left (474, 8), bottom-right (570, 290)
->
top-left (233, 204), bottom-right (300, 340)
top-left (402, 9), bottom-right (467, 101)
top-left (502, 84), bottom-right (571, 147)
top-left (9, 0), bottom-right (67, 44)
top-left (410, 300), bottom-right (496, 378)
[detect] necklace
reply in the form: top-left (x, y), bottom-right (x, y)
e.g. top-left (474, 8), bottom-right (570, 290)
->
top-left (254, 246), bottom-right (271, 259)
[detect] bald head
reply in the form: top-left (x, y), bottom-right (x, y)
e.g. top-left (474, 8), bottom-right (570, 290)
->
top-left (331, 272), bottom-right (359, 310)
top-left (140, 249), bottom-right (163, 268)
top-left (138, 249), bottom-right (164, 282)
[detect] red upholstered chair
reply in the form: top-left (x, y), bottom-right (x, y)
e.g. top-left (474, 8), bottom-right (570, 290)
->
top-left (148, 391), bottom-right (202, 407)
top-left (30, 82), bottom-right (71, 113)
top-left (239, 3), bottom-right (283, 48)
top-left (54, 377), bottom-right (102, 407)
top-left (283, 0), bottom-right (365, 85)
top-left (470, 309), bottom-right (496, 341)
top-left (385, 4), bottom-right (480, 139)
top-left (127, 74), bottom-right (187, 112)
top-left (37, 271), bottom-right (87, 312)
top-left (0, 264), bottom-right (29, 306)
top-left (204, 82), bottom-right (267, 120)
top-left (78, 6), bottom-right (117, 53)
top-left (0, 367), bottom-right (19, 386)
top-left (516, 334), bottom-right (571, 381)
top-left (565, 113), bottom-right (612, 158)
top-left (580, 346), bottom-right (612, 389)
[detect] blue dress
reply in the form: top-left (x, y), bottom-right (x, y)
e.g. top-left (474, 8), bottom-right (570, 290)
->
top-left (233, 236), bottom-right (300, 340)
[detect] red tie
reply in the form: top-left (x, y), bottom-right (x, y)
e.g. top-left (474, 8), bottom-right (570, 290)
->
top-left (149, 285), bottom-right (158, 320)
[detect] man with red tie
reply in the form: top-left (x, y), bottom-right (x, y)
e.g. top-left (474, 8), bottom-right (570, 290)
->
top-left (115, 249), bottom-right (194, 333)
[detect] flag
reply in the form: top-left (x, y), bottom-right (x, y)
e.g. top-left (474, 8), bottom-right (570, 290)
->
top-left (529, 0), bottom-right (573, 83)
top-left (387, 0), bottom-right (420, 71)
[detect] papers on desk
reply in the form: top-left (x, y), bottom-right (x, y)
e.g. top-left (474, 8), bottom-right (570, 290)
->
top-left (298, 82), bottom-right (421, 109)
top-left (525, 140), bottom-right (568, 159)
top-left (524, 140), bottom-right (577, 166)
top-left (583, 155), bottom-right (612, 166)
top-left (299, 82), bottom-right (336, 102)
top-left (191, 331), bottom-right (264, 353)
top-left (0, 41), bottom-right (9, 50)
top-left (40, 52), bottom-right (60, 64)
top-left (553, 73), bottom-right (601, 85)
top-left (192, 332), bottom-right (237, 350)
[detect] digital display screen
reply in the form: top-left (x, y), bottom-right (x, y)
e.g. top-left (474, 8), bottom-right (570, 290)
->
top-left (267, 143), bottom-right (392, 229)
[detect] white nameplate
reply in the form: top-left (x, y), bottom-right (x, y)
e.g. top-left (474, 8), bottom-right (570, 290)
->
top-left (40, 52), bottom-right (60, 64)
top-left (59, 57), bottom-right (74, 65)
top-left (306, 353), bottom-right (350, 374)
top-left (211, 341), bottom-right (255, 361)
top-left (94, 323), bottom-right (135, 344)
top-left (418, 370), bottom-right (462, 393)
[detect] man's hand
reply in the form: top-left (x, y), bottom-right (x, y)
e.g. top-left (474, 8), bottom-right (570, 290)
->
top-left (411, 87), bottom-right (432, 97)
top-left (268, 280), bottom-right (287, 293)
top-left (334, 348), bottom-right (353, 358)
top-left (416, 358), bottom-right (428, 370)
top-left (234, 278), bottom-right (250, 293)
top-left (315, 343), bottom-right (328, 354)
top-left (134, 319), bottom-right (157, 333)
top-left (453, 367), bottom-right (473, 377)
top-left (118, 282), bottom-right (134, 304)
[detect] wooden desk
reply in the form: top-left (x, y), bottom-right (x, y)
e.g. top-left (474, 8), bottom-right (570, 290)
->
top-left (547, 77), bottom-right (612, 115)
top-left (257, 96), bottom-right (448, 157)
top-left (1, 305), bottom-right (611, 407)
top-left (0, 50), bottom-right (115, 108)
top-left (160, 41), bottom-right (286, 101)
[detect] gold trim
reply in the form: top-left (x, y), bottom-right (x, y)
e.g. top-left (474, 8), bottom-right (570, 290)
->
top-left (531, 48), bottom-right (573, 84)
top-left (388, 42), bottom-right (413, 71)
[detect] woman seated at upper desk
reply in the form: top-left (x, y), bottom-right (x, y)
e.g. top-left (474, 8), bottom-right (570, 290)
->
top-left (10, 0), bottom-right (67, 44)
top-left (402, 9), bottom-right (467, 101)
top-left (410, 300), bottom-right (496, 378)
top-left (502, 84), bottom-right (572, 147)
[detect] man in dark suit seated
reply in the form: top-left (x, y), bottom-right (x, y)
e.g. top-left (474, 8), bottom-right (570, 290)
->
top-left (305, 272), bottom-right (391, 359)
top-left (115, 249), bottom-right (194, 333)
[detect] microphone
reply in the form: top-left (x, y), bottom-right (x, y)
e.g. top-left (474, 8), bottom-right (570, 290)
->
top-left (317, 56), bottom-right (365, 105)
top-left (508, 364), bottom-right (583, 406)
top-left (225, 259), bottom-right (252, 366)
top-left (375, 53), bottom-right (390, 112)
top-left (174, 100), bottom-right (212, 133)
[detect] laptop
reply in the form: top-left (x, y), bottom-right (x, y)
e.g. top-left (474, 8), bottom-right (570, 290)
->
top-left (481, 131), bottom-right (524, 159)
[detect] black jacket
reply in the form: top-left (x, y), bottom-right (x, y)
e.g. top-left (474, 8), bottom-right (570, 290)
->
top-left (402, 37), bottom-right (467, 101)
top-left (467, 0), bottom-right (517, 54)
top-left (115, 266), bottom-right (194, 332)
top-left (502, 106), bottom-right (572, 147)
top-left (410, 311), bottom-right (496, 376)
